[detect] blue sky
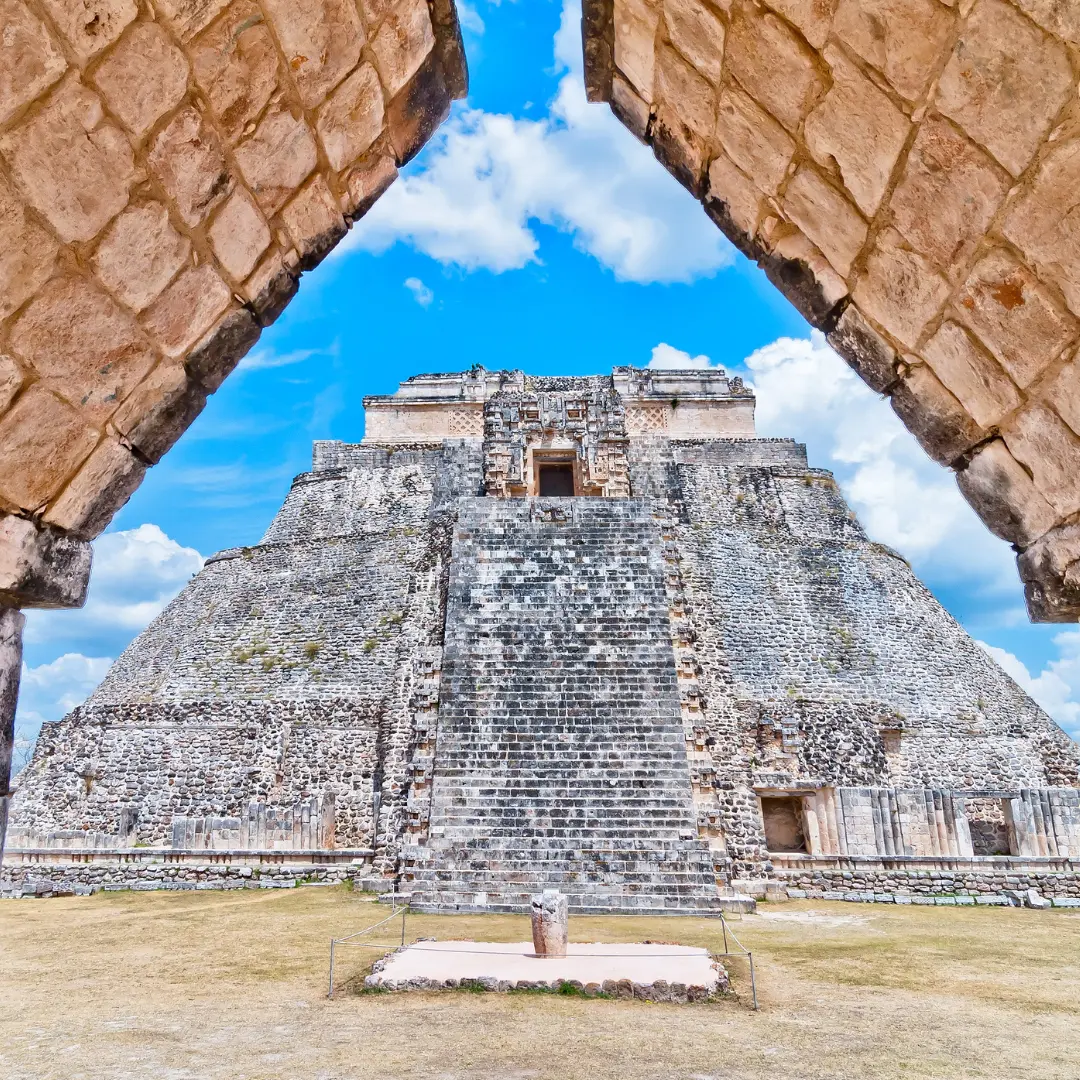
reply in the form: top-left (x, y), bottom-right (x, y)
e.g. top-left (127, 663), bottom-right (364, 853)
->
top-left (15, 0), bottom-right (1080, 762)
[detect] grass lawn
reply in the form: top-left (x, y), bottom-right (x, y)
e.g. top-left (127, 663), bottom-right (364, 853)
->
top-left (1, 885), bottom-right (1078, 1079)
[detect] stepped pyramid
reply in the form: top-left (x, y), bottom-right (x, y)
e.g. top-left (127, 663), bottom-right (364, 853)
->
top-left (7, 367), bottom-right (1080, 907)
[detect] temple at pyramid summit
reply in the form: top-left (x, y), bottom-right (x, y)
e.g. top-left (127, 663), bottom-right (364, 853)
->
top-left (5, 367), bottom-right (1080, 908)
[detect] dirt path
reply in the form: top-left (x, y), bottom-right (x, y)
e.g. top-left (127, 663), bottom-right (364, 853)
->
top-left (2, 887), bottom-right (1078, 1079)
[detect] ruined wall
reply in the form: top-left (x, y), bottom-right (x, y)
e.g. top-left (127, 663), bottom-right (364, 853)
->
top-left (583, 0), bottom-right (1080, 621)
top-left (0, 0), bottom-right (466, 608)
top-left (10, 443), bottom-right (462, 861)
top-left (650, 436), bottom-right (1080, 875)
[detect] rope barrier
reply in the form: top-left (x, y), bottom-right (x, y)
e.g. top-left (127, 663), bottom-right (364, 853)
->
top-left (326, 903), bottom-right (758, 1009)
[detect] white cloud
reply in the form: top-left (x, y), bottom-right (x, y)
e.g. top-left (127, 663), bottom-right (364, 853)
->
top-left (24, 524), bottom-right (204, 647)
top-left (978, 639), bottom-right (1080, 739)
top-left (345, 1), bottom-right (731, 284)
top-left (17, 525), bottom-right (204, 754)
top-left (457, 0), bottom-right (485, 35)
top-left (405, 276), bottom-right (434, 307)
top-left (739, 331), bottom-right (1017, 593)
top-left (236, 347), bottom-right (319, 373)
top-left (648, 343), bottom-right (713, 369)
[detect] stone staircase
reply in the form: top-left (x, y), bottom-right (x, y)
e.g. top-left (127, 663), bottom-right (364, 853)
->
top-left (402, 496), bottom-right (732, 913)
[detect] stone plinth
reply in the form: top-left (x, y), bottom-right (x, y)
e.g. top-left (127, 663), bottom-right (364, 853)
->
top-left (364, 940), bottom-right (726, 1000)
top-left (531, 890), bottom-right (569, 957)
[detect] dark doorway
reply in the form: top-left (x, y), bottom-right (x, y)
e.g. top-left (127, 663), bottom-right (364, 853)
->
top-left (760, 796), bottom-right (808, 853)
top-left (537, 463), bottom-right (575, 496)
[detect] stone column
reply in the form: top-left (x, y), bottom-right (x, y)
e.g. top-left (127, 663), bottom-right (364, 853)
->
top-left (0, 607), bottom-right (26, 870)
top-left (530, 889), bottom-right (568, 958)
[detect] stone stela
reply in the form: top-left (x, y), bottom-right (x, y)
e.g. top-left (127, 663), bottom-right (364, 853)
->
top-left (4, 366), bottom-right (1080, 909)
top-left (531, 889), bottom-right (569, 958)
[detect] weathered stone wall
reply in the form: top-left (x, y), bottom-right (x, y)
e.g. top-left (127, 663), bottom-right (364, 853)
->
top-left (10, 441), bottom-right (462, 865)
top-left (8, 368), bottom-right (1080, 906)
top-left (583, 0), bottom-right (1080, 621)
top-left (0, 0), bottom-right (466, 608)
top-left (660, 435), bottom-right (1080, 878)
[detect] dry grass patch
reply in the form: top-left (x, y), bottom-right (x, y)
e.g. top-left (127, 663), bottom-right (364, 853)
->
top-left (1, 886), bottom-right (1078, 1079)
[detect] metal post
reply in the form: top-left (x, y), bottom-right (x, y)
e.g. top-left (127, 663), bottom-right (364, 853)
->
top-left (328, 940), bottom-right (336, 999)
top-left (400, 905), bottom-right (407, 946)
top-left (0, 609), bottom-right (26, 872)
top-left (721, 913), bottom-right (729, 954)
top-left (748, 951), bottom-right (758, 1011)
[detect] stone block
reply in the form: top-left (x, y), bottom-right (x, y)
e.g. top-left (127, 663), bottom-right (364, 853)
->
top-left (110, 361), bottom-right (206, 462)
top-left (765, 0), bottom-right (836, 49)
top-left (371, 0), bottom-right (435, 99)
top-left (141, 264), bottom-right (232, 358)
top-left (782, 163), bottom-right (867, 277)
top-left (242, 249), bottom-right (299, 326)
top-left (706, 154), bottom-right (761, 242)
top-left (955, 249), bottom-right (1077, 390)
top-left (0, 355), bottom-right (24, 415)
top-left (663, 0), bottom-right (725, 85)
top-left (1002, 139), bottom-right (1080, 319)
top-left (725, 8), bottom-right (826, 133)
top-left (9, 275), bottom-right (157, 424)
top-left (387, 50), bottom-right (451, 166)
top-left (185, 305), bottom-right (261, 390)
top-left (935, 0), bottom-right (1073, 178)
top-left (91, 23), bottom-right (189, 138)
top-left (40, 0), bottom-right (137, 60)
top-left (191, 1), bottom-right (282, 144)
top-left (1012, 0), bottom-right (1080, 44)
top-left (888, 115), bottom-right (1008, 278)
top-left (957, 438), bottom-right (1057, 547)
top-left (715, 85), bottom-right (795, 197)
top-left (0, 514), bottom-right (92, 609)
top-left (0, 387), bottom-right (98, 512)
top-left (614, 0), bottom-right (660, 103)
top-left (1041, 351), bottom-right (1080, 437)
top-left (341, 154), bottom-right (398, 220)
top-left (43, 436), bottom-right (145, 540)
top-left (260, 0), bottom-right (365, 108)
top-left (208, 189), bottom-right (271, 282)
top-left (920, 320), bottom-right (1021, 428)
top-left (852, 229), bottom-right (950, 346)
top-left (0, 175), bottom-right (58, 322)
top-left (234, 105), bottom-right (318, 213)
top-left (805, 46), bottom-right (909, 218)
top-left (610, 73), bottom-right (651, 143)
top-left (1018, 522), bottom-right (1080, 621)
top-left (890, 363), bottom-right (986, 466)
top-left (148, 106), bottom-right (231, 227)
top-left (0, 0), bottom-right (66, 126)
top-left (0, 79), bottom-right (132, 244)
top-left (316, 62), bottom-right (385, 173)
top-left (654, 42), bottom-right (715, 139)
top-left (827, 304), bottom-right (898, 393)
top-left (833, 0), bottom-right (954, 101)
top-left (530, 889), bottom-right (568, 957)
top-left (153, 0), bottom-right (232, 41)
top-left (761, 228), bottom-right (848, 329)
top-left (1003, 402), bottom-right (1080, 516)
top-left (90, 202), bottom-right (191, 312)
top-left (281, 175), bottom-right (347, 271)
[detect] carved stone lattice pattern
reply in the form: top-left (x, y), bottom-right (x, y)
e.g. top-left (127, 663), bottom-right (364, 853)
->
top-left (625, 405), bottom-right (669, 435)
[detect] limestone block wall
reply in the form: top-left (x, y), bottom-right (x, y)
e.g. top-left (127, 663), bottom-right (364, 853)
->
top-left (0, 0), bottom-right (466, 606)
top-left (582, 0), bottom-right (1080, 621)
